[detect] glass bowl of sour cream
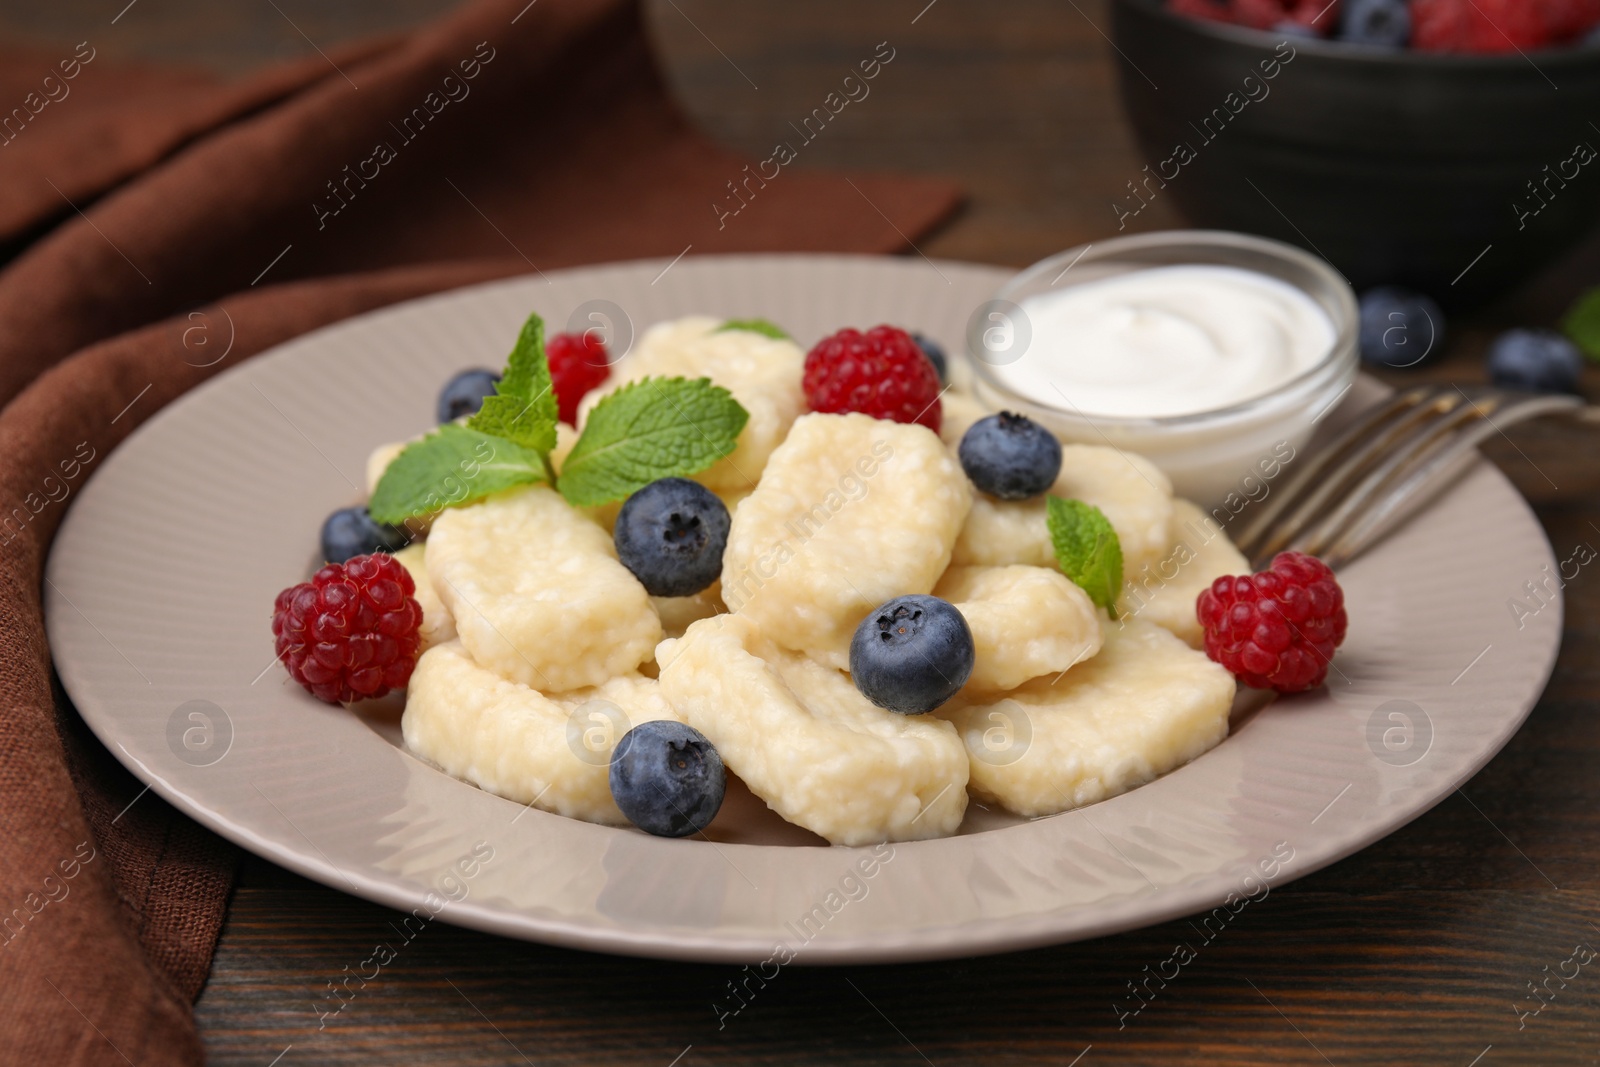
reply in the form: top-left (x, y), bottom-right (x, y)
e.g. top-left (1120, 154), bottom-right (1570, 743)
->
top-left (963, 230), bottom-right (1358, 507)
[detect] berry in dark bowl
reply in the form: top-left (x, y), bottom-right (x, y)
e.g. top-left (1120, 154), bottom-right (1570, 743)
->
top-left (1112, 0), bottom-right (1600, 306)
top-left (1338, 0), bottom-right (1411, 47)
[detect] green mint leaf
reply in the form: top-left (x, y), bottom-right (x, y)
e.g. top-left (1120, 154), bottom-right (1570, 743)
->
top-left (557, 377), bottom-right (749, 508)
top-left (1046, 496), bottom-right (1123, 616)
top-left (714, 318), bottom-right (789, 340)
top-left (467, 311), bottom-right (559, 452)
top-left (368, 424), bottom-right (547, 525)
top-left (1561, 286), bottom-right (1600, 362)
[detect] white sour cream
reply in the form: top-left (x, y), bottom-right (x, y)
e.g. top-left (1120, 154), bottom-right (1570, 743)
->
top-left (994, 265), bottom-right (1334, 419)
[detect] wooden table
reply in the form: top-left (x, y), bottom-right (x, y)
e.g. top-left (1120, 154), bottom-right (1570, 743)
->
top-left (9, 1), bottom-right (1600, 1062)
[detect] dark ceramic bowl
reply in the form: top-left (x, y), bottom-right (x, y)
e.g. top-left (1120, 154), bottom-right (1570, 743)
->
top-left (1109, 0), bottom-right (1600, 306)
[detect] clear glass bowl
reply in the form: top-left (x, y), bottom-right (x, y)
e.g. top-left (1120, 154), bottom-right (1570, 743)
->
top-left (960, 230), bottom-right (1359, 506)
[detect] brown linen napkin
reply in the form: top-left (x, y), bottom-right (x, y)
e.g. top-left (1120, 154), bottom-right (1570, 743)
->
top-left (0, 0), bottom-right (960, 407)
top-left (0, 35), bottom-right (408, 260)
top-left (0, 1), bottom-right (961, 1063)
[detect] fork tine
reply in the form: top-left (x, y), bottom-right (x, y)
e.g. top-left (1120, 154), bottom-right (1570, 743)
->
top-left (1277, 395), bottom-right (1488, 567)
top-left (1233, 385), bottom-right (1461, 561)
top-left (1312, 390), bottom-right (1583, 569)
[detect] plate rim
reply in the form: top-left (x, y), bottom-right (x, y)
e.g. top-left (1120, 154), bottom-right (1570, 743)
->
top-left (46, 253), bottom-right (1563, 964)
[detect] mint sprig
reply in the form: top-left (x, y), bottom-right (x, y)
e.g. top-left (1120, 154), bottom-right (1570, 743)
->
top-left (467, 312), bottom-right (559, 452)
top-left (1046, 496), bottom-right (1123, 616)
top-left (558, 377), bottom-right (748, 507)
top-left (369, 311), bottom-right (750, 524)
top-left (367, 424), bottom-right (548, 525)
top-left (714, 318), bottom-right (789, 340)
top-left (1561, 286), bottom-right (1600, 362)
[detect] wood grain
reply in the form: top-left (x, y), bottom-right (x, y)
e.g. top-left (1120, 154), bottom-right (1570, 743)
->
top-left (5, 0), bottom-right (1599, 1062)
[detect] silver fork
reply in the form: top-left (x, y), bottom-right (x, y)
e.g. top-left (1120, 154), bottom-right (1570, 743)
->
top-left (1231, 384), bottom-right (1595, 571)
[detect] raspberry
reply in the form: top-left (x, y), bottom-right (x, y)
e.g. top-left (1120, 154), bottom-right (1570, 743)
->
top-left (1538, 0), bottom-right (1600, 39)
top-left (547, 331), bottom-right (611, 425)
top-left (803, 325), bottom-right (942, 433)
top-left (1231, 0), bottom-right (1289, 30)
top-left (1196, 551), bottom-right (1348, 694)
top-left (1412, 0), bottom-right (1549, 51)
top-left (272, 553), bottom-right (423, 704)
top-left (1168, 0), bottom-right (1234, 21)
top-left (1287, 0), bottom-right (1339, 29)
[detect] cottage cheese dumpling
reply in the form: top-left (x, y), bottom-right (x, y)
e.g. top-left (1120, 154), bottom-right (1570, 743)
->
top-left (652, 584), bottom-right (726, 641)
top-left (952, 444), bottom-right (1174, 576)
top-left (579, 316), bottom-right (805, 493)
top-left (392, 543), bottom-right (455, 651)
top-left (938, 391), bottom-right (991, 450)
top-left (1119, 499), bottom-right (1250, 648)
top-left (939, 617), bottom-right (1234, 818)
top-left (404, 641), bottom-right (679, 824)
top-left (658, 614), bottom-right (968, 844)
top-left (934, 565), bottom-right (1102, 692)
top-left (720, 412), bottom-right (972, 669)
top-left (425, 485), bottom-right (661, 691)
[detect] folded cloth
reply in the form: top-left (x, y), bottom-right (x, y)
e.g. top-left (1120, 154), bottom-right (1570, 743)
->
top-left (0, 1), bottom-right (961, 1063)
top-left (0, 0), bottom-right (959, 406)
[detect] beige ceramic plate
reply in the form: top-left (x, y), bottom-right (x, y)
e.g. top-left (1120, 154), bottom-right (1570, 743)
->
top-left (45, 255), bottom-right (1561, 963)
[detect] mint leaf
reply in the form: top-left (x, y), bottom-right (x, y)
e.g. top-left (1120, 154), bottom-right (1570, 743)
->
top-left (715, 318), bottom-right (789, 340)
top-left (557, 377), bottom-right (749, 507)
top-left (368, 424), bottom-right (547, 525)
top-left (467, 312), bottom-right (559, 452)
top-left (1046, 496), bottom-right (1123, 616)
top-left (1561, 286), bottom-right (1600, 362)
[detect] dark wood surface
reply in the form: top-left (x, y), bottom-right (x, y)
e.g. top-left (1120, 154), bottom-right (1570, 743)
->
top-left (8, 1), bottom-right (1600, 1063)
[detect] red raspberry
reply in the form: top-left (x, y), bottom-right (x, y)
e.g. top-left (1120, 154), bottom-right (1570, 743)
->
top-left (1197, 551), bottom-right (1348, 694)
top-left (1539, 0), bottom-right (1600, 39)
top-left (1230, 0), bottom-right (1289, 30)
top-left (1413, 0), bottom-right (1549, 51)
top-left (1171, 0), bottom-right (1228, 22)
top-left (1168, 0), bottom-right (1234, 22)
top-left (547, 331), bottom-right (611, 425)
top-left (272, 554), bottom-right (423, 704)
top-left (1285, 0), bottom-right (1338, 30)
top-left (804, 325), bottom-right (942, 433)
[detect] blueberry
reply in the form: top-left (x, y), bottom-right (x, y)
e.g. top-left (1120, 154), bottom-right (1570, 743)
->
top-left (1273, 20), bottom-right (1322, 39)
top-left (436, 368), bottom-right (501, 423)
top-left (1358, 287), bottom-right (1444, 369)
top-left (958, 412), bottom-right (1062, 500)
top-left (849, 595), bottom-right (974, 715)
top-left (613, 478), bottom-right (731, 597)
top-left (909, 331), bottom-right (948, 384)
top-left (320, 506), bottom-right (410, 564)
top-left (1486, 329), bottom-right (1584, 394)
top-left (1338, 0), bottom-right (1409, 46)
top-left (609, 720), bottom-right (726, 837)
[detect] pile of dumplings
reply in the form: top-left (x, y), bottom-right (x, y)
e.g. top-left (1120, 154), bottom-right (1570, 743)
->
top-left (381, 317), bottom-right (1242, 846)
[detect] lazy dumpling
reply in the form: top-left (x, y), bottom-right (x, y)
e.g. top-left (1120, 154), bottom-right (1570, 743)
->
top-left (938, 616), bottom-right (1234, 818)
top-left (425, 485), bottom-right (661, 692)
top-left (658, 614), bottom-right (968, 844)
top-left (719, 412), bottom-right (971, 670)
